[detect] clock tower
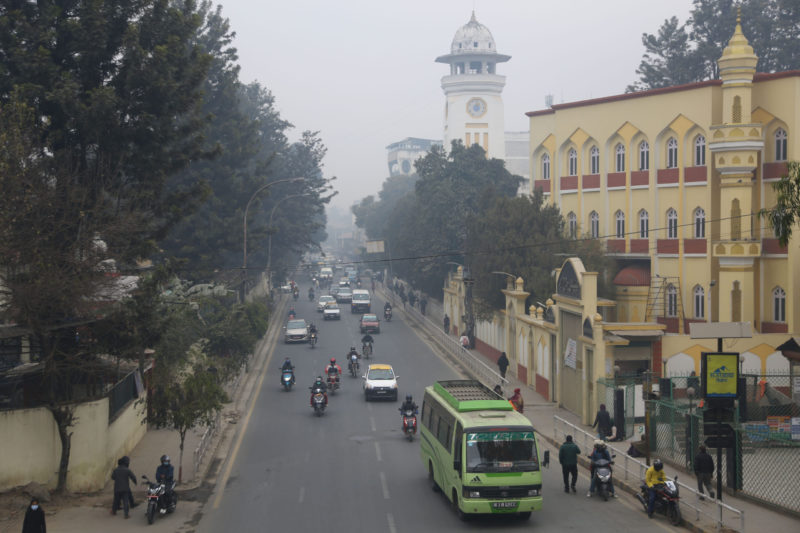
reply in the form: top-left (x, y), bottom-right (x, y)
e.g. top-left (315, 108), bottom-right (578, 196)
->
top-left (436, 12), bottom-right (510, 160)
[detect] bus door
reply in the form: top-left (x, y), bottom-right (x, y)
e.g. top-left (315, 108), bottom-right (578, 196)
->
top-left (453, 422), bottom-right (463, 479)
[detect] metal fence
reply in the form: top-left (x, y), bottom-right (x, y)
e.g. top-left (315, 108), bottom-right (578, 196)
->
top-left (553, 414), bottom-right (746, 532)
top-left (597, 376), bottom-right (642, 441)
top-left (649, 397), bottom-right (800, 515)
top-left (107, 369), bottom-right (141, 422)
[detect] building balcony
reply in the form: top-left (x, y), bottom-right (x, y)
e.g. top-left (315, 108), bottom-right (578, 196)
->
top-left (712, 239), bottom-right (761, 257)
top-left (533, 179), bottom-right (550, 193)
top-left (763, 162), bottom-right (788, 180)
top-left (582, 174), bottom-right (600, 190)
top-left (657, 168), bottom-right (679, 184)
top-left (607, 172), bottom-right (625, 188)
top-left (684, 166), bottom-right (707, 183)
top-left (631, 170), bottom-right (649, 186)
top-left (560, 176), bottom-right (578, 191)
top-left (762, 238), bottom-right (788, 255)
top-left (657, 239), bottom-right (679, 254)
top-left (606, 239), bottom-right (625, 253)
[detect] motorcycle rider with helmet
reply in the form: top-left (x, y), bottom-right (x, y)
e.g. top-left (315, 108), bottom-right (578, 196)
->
top-left (310, 376), bottom-right (328, 406)
top-left (346, 346), bottom-right (359, 360)
top-left (399, 394), bottom-right (418, 414)
top-left (646, 459), bottom-right (668, 518)
top-left (325, 358), bottom-right (342, 387)
top-left (280, 357), bottom-right (295, 384)
top-left (361, 334), bottom-right (374, 356)
top-left (155, 455), bottom-right (175, 509)
top-left (587, 440), bottom-right (616, 498)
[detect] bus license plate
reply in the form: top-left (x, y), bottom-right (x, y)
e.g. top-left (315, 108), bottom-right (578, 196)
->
top-left (492, 502), bottom-right (518, 509)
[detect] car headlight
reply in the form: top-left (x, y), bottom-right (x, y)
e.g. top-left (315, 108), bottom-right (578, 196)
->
top-left (528, 489), bottom-right (539, 497)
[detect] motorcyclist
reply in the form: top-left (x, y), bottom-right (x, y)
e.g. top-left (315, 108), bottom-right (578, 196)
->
top-left (399, 394), bottom-right (418, 414)
top-left (361, 334), bottom-right (374, 355)
top-left (280, 357), bottom-right (296, 384)
top-left (155, 455), bottom-right (175, 508)
top-left (346, 346), bottom-right (360, 360)
top-left (325, 358), bottom-right (342, 385)
top-left (308, 287), bottom-right (315, 300)
top-left (384, 302), bottom-right (392, 312)
top-left (587, 440), bottom-right (616, 498)
top-left (310, 376), bottom-right (328, 406)
top-left (287, 306), bottom-right (296, 319)
top-left (646, 459), bottom-right (668, 518)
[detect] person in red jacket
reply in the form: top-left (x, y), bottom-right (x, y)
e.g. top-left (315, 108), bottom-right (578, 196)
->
top-left (508, 388), bottom-right (524, 413)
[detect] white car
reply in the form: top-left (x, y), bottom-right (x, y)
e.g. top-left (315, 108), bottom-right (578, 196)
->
top-left (336, 289), bottom-right (353, 303)
top-left (323, 302), bottom-right (341, 320)
top-left (362, 364), bottom-right (398, 401)
top-left (284, 318), bottom-right (309, 343)
top-left (317, 295), bottom-right (335, 312)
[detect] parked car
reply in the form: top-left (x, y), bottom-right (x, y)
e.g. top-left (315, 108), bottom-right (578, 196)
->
top-left (362, 363), bottom-right (398, 401)
top-left (359, 313), bottom-right (380, 334)
top-left (317, 295), bottom-right (335, 312)
top-left (284, 318), bottom-right (309, 343)
top-left (323, 302), bottom-right (341, 320)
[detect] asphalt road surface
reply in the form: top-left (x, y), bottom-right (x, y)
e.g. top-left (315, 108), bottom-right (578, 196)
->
top-left (198, 284), bottom-right (682, 533)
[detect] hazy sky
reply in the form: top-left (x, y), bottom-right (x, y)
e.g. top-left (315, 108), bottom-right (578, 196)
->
top-left (217, 0), bottom-right (693, 211)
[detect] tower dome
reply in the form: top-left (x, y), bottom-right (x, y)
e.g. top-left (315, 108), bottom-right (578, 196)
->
top-left (450, 11), bottom-right (496, 55)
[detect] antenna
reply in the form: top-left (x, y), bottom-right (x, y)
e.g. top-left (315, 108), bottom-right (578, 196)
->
top-left (545, 94), bottom-right (554, 108)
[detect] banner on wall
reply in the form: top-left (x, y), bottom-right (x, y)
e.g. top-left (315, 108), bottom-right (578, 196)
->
top-left (564, 338), bottom-right (577, 369)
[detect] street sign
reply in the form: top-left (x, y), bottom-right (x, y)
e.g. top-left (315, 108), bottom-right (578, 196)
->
top-left (705, 435), bottom-right (735, 448)
top-left (703, 423), bottom-right (735, 437)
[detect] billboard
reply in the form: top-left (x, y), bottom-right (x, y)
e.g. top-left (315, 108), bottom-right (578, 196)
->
top-left (366, 240), bottom-right (385, 254)
top-left (702, 352), bottom-right (739, 399)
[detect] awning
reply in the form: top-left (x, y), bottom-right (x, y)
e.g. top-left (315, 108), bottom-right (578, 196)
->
top-left (776, 337), bottom-right (800, 362)
top-left (610, 329), bottom-right (664, 338)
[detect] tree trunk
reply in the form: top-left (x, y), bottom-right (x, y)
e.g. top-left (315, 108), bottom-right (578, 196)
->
top-left (50, 405), bottom-right (75, 493)
top-left (178, 429), bottom-right (186, 483)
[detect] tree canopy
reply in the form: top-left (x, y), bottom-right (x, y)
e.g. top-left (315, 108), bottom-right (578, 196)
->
top-left (628, 0), bottom-right (800, 92)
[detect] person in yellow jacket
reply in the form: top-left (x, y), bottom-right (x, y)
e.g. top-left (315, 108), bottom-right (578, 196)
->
top-left (645, 459), bottom-right (667, 518)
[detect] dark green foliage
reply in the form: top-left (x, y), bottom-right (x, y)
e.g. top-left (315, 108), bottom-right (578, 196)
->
top-left (761, 162), bottom-right (800, 247)
top-left (628, 0), bottom-right (800, 92)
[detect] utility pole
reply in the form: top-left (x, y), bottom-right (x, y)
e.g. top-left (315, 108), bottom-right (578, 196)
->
top-left (463, 264), bottom-right (475, 348)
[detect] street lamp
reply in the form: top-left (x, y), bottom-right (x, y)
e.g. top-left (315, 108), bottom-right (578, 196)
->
top-left (491, 271), bottom-right (518, 290)
top-left (242, 177), bottom-right (305, 299)
top-left (267, 192), bottom-right (313, 289)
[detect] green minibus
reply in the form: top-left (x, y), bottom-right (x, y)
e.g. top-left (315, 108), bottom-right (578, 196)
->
top-left (420, 380), bottom-right (544, 519)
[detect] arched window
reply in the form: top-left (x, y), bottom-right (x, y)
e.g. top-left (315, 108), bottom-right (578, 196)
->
top-left (590, 211), bottom-right (599, 238)
top-left (694, 135), bottom-right (706, 166)
top-left (639, 140), bottom-right (650, 171)
top-left (667, 137), bottom-right (678, 168)
top-left (773, 287), bottom-right (786, 322)
top-left (694, 207), bottom-right (706, 238)
top-left (731, 199), bottom-right (741, 240)
top-left (541, 153), bottom-right (550, 180)
top-left (568, 148), bottom-right (577, 176)
top-left (639, 209), bottom-right (649, 238)
top-left (590, 146), bottom-right (599, 174)
top-left (694, 285), bottom-right (705, 319)
top-left (568, 212), bottom-right (577, 239)
top-left (615, 210), bottom-right (625, 239)
top-left (615, 143), bottom-right (625, 172)
top-left (667, 208), bottom-right (678, 239)
top-left (775, 129), bottom-right (787, 161)
top-left (666, 284), bottom-right (678, 317)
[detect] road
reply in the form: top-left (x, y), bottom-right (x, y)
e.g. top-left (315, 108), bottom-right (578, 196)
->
top-left (198, 283), bottom-right (682, 532)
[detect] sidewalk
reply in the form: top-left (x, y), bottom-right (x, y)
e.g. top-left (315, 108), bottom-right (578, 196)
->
top-left (382, 279), bottom-right (800, 533)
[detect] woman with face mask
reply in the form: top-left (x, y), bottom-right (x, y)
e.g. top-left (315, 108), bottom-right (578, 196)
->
top-left (22, 498), bottom-right (46, 533)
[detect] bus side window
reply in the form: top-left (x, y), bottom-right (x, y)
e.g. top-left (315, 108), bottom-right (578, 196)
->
top-left (421, 401), bottom-right (431, 427)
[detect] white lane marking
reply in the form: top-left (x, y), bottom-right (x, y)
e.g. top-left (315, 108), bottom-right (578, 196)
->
top-left (387, 512), bottom-right (397, 533)
top-left (298, 487), bottom-right (305, 504)
top-left (370, 415), bottom-right (377, 432)
top-left (375, 441), bottom-right (383, 462)
top-left (379, 471), bottom-right (390, 499)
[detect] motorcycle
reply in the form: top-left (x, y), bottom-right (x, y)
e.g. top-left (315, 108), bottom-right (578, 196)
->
top-left (141, 475), bottom-right (176, 525)
top-left (309, 331), bottom-right (317, 348)
top-left (636, 477), bottom-right (681, 525)
top-left (401, 408), bottom-right (418, 441)
top-left (310, 387), bottom-right (327, 417)
top-left (384, 308), bottom-right (392, 321)
top-left (362, 343), bottom-right (372, 359)
top-left (308, 291), bottom-right (315, 301)
top-left (326, 372), bottom-right (340, 394)
top-left (281, 368), bottom-right (295, 391)
top-left (293, 290), bottom-right (299, 301)
top-left (348, 355), bottom-right (360, 377)
top-left (591, 455), bottom-right (616, 501)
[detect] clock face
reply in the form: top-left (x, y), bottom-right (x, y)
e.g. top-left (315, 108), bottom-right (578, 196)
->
top-left (466, 98), bottom-right (487, 118)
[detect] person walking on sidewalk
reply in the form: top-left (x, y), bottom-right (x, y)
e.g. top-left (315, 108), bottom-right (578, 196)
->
top-left (497, 352), bottom-right (509, 379)
top-left (443, 314), bottom-right (450, 334)
top-left (420, 295), bottom-right (427, 315)
top-left (111, 456), bottom-right (137, 518)
top-left (22, 498), bottom-right (46, 533)
top-left (558, 435), bottom-right (581, 493)
top-left (693, 445), bottom-right (715, 500)
top-left (592, 404), bottom-right (613, 440)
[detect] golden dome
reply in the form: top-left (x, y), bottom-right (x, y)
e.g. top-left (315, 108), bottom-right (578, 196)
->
top-left (721, 8), bottom-right (755, 59)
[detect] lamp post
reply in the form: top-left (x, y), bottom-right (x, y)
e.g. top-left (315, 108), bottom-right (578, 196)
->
top-left (491, 271), bottom-right (518, 290)
top-left (242, 177), bottom-right (305, 299)
top-left (266, 192), bottom-right (313, 290)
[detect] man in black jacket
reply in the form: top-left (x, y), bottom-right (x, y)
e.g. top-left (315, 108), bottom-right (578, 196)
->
top-left (111, 456), bottom-right (137, 518)
top-left (592, 404), bottom-right (613, 440)
top-left (693, 445), bottom-right (715, 500)
top-left (497, 352), bottom-right (510, 378)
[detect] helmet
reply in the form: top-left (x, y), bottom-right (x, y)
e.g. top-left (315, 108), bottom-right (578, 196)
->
top-left (653, 459), bottom-right (663, 471)
top-left (316, 375), bottom-right (323, 382)
top-left (594, 439), bottom-right (606, 448)
top-left (160, 455), bottom-right (170, 466)
top-left (405, 395), bottom-right (412, 402)
top-left (330, 358), bottom-right (336, 364)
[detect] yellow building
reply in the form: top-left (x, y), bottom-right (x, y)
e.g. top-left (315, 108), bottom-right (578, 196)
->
top-left (525, 16), bottom-right (798, 380)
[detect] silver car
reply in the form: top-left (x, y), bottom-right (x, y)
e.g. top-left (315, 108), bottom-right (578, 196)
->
top-left (284, 318), bottom-right (309, 343)
top-left (317, 295), bottom-right (335, 312)
top-left (323, 302), bottom-right (341, 320)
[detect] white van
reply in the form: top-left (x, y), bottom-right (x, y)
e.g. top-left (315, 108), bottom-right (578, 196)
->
top-left (351, 289), bottom-right (371, 313)
top-left (319, 267), bottom-right (333, 281)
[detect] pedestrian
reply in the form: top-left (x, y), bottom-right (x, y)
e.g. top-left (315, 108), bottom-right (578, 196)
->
top-left (508, 388), bottom-right (524, 413)
top-left (459, 334), bottom-right (469, 348)
top-left (693, 445), bottom-right (715, 500)
top-left (497, 351), bottom-right (509, 379)
top-left (420, 296), bottom-right (427, 315)
top-left (111, 456), bottom-right (137, 518)
top-left (558, 435), bottom-right (581, 494)
top-left (443, 314), bottom-right (450, 334)
top-left (493, 384), bottom-right (504, 396)
top-left (22, 498), bottom-right (46, 533)
top-left (592, 404), bottom-right (613, 440)
top-left (408, 291), bottom-right (416, 308)
top-left (400, 291), bottom-right (407, 309)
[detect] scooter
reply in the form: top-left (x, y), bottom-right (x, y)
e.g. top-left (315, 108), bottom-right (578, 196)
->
top-left (310, 388), bottom-right (327, 417)
top-left (591, 455), bottom-right (616, 501)
top-left (309, 331), bottom-right (317, 348)
top-left (349, 355), bottom-right (359, 377)
top-left (636, 476), bottom-right (681, 525)
top-left (141, 475), bottom-right (176, 525)
top-left (401, 409), bottom-right (417, 441)
top-left (281, 368), bottom-right (295, 391)
top-left (384, 308), bottom-right (392, 321)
